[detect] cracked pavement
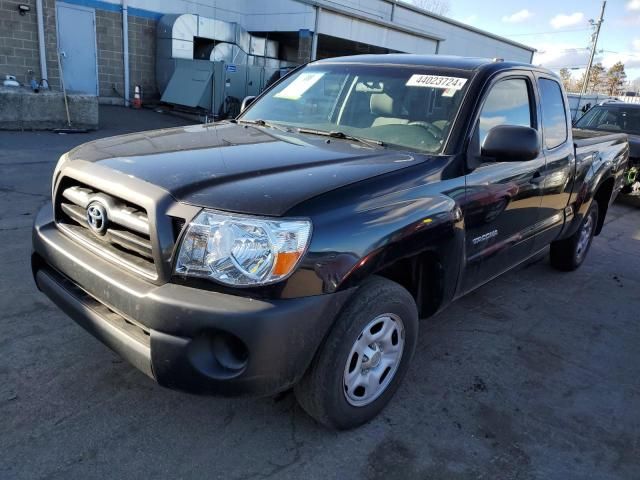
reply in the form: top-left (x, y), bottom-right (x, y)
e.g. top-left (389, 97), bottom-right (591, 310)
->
top-left (1, 106), bottom-right (639, 479)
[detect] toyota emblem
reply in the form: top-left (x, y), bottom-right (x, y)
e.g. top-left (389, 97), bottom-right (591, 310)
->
top-left (86, 202), bottom-right (108, 235)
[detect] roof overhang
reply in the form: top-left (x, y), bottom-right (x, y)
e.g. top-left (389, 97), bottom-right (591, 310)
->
top-left (293, 0), bottom-right (445, 43)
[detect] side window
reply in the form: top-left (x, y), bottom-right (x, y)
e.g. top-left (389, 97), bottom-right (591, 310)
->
top-left (539, 78), bottom-right (568, 149)
top-left (478, 78), bottom-right (532, 145)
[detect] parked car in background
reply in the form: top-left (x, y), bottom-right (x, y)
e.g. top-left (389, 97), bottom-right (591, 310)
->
top-left (567, 93), bottom-right (616, 122)
top-left (32, 55), bottom-right (629, 429)
top-left (574, 102), bottom-right (640, 194)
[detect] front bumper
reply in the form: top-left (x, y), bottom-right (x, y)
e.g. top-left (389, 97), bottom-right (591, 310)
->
top-left (32, 203), bottom-right (352, 396)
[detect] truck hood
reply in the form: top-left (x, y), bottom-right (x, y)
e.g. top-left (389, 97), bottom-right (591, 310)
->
top-left (66, 122), bottom-right (426, 216)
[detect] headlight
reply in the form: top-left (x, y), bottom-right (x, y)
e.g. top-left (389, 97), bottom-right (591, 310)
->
top-left (174, 210), bottom-right (312, 286)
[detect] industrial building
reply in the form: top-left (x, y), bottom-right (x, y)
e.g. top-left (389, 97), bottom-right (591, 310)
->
top-left (1, 0), bottom-right (534, 114)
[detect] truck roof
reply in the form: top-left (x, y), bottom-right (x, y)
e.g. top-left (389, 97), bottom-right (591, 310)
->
top-left (315, 53), bottom-right (548, 75)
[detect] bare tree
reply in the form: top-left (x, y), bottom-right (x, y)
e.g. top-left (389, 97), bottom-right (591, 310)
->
top-left (605, 62), bottom-right (626, 96)
top-left (405, 0), bottom-right (451, 17)
top-left (578, 63), bottom-right (607, 94)
top-left (559, 68), bottom-right (574, 92)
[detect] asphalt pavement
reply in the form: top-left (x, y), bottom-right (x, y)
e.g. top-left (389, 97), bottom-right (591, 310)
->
top-left (1, 106), bottom-right (639, 479)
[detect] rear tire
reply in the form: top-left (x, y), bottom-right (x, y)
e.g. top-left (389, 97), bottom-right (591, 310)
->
top-left (550, 201), bottom-right (599, 271)
top-left (294, 276), bottom-right (418, 430)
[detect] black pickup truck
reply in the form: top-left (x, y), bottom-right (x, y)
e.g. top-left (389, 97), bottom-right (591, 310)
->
top-left (32, 55), bottom-right (628, 429)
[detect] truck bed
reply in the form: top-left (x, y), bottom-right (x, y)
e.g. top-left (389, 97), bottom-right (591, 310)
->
top-left (572, 128), bottom-right (628, 151)
top-left (571, 128), bottom-right (629, 215)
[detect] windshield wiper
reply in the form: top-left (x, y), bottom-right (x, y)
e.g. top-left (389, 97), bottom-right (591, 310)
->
top-left (237, 119), bottom-right (290, 132)
top-left (296, 127), bottom-right (384, 148)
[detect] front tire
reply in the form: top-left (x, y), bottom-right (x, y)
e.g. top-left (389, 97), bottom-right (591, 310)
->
top-left (294, 276), bottom-right (418, 430)
top-left (550, 201), bottom-right (599, 271)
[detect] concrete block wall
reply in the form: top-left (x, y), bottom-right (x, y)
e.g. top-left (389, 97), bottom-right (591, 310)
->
top-left (0, 0), bottom-right (158, 104)
top-left (1, 0), bottom-right (64, 90)
top-left (96, 9), bottom-right (159, 102)
top-left (43, 0), bottom-right (61, 90)
top-left (128, 16), bottom-right (158, 101)
top-left (96, 9), bottom-right (124, 99)
top-left (0, 0), bottom-right (42, 84)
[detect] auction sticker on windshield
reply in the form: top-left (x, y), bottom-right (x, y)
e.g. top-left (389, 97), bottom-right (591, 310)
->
top-left (406, 75), bottom-right (467, 90)
top-left (274, 72), bottom-right (325, 100)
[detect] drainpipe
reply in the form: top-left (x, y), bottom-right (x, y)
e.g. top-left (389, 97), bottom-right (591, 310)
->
top-left (122, 0), bottom-right (130, 106)
top-left (311, 6), bottom-right (320, 61)
top-left (35, 0), bottom-right (48, 88)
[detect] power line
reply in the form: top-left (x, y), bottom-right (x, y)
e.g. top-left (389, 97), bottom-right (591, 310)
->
top-left (535, 47), bottom-right (590, 54)
top-left (504, 27), bottom-right (591, 37)
top-left (536, 49), bottom-right (640, 61)
top-left (599, 49), bottom-right (640, 57)
top-left (544, 65), bottom-right (590, 69)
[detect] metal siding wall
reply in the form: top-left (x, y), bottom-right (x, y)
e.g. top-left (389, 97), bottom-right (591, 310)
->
top-left (95, 0), bottom-right (316, 31)
top-left (323, 0), bottom-right (392, 21)
top-left (88, 0), bottom-right (531, 60)
top-left (392, 5), bottom-right (532, 61)
top-left (241, 0), bottom-right (315, 32)
top-left (96, 0), bottom-right (247, 22)
top-left (317, 9), bottom-right (437, 54)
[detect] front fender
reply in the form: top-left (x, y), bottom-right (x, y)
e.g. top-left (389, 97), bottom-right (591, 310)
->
top-left (280, 155), bottom-right (466, 300)
top-left (293, 184), bottom-right (465, 306)
top-left (337, 194), bottom-right (464, 291)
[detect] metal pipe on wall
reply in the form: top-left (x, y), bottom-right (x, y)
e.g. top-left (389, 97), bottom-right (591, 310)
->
top-left (311, 6), bottom-right (320, 61)
top-left (122, 0), bottom-right (130, 106)
top-left (35, 0), bottom-right (48, 87)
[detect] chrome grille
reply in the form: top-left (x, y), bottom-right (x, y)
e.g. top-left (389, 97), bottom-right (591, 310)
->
top-left (56, 184), bottom-right (156, 279)
top-left (62, 186), bottom-right (149, 236)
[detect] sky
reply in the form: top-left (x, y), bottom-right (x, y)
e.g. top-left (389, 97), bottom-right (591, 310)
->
top-left (446, 0), bottom-right (640, 86)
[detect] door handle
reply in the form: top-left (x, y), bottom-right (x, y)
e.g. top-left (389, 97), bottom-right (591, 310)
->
top-left (530, 171), bottom-right (544, 184)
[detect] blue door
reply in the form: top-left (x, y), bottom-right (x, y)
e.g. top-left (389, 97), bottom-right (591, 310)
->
top-left (56, 3), bottom-right (98, 95)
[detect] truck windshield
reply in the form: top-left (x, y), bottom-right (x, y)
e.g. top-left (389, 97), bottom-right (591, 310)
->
top-left (575, 105), bottom-right (640, 135)
top-left (240, 63), bottom-right (470, 154)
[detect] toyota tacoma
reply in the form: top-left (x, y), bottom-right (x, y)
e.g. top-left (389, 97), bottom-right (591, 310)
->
top-left (32, 55), bottom-right (629, 429)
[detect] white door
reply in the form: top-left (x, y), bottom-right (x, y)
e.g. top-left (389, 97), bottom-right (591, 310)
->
top-left (56, 3), bottom-right (98, 95)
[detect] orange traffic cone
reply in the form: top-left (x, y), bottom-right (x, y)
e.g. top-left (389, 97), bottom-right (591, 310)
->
top-left (132, 85), bottom-right (142, 109)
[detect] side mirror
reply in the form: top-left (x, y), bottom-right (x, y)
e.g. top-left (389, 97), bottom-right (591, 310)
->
top-left (240, 96), bottom-right (256, 113)
top-left (481, 125), bottom-right (540, 162)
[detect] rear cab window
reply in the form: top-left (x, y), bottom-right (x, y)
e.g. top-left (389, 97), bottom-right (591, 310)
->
top-left (538, 78), bottom-right (568, 149)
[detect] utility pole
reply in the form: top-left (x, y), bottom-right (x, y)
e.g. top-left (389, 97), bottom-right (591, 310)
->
top-left (581, 1), bottom-right (607, 95)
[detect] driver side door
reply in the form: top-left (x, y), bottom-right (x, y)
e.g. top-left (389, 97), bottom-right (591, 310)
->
top-left (460, 73), bottom-right (546, 293)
